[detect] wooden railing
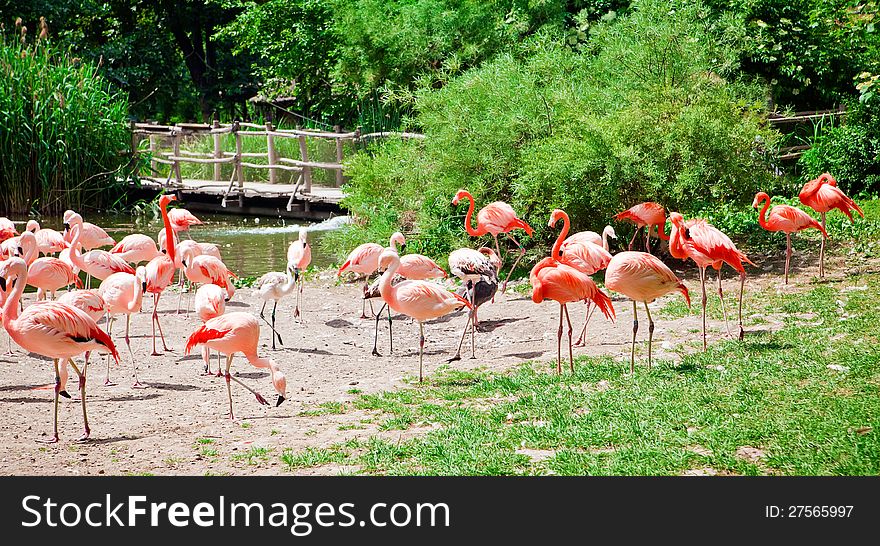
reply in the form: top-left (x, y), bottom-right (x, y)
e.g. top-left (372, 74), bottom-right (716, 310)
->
top-left (768, 107), bottom-right (847, 161)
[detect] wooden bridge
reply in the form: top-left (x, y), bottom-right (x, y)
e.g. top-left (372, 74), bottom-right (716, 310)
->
top-left (130, 120), bottom-right (424, 219)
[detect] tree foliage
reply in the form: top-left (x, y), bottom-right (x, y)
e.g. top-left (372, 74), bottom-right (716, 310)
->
top-left (332, 0), bottom-right (780, 262)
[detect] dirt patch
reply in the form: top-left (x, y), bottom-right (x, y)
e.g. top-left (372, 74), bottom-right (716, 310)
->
top-left (0, 250), bottom-right (871, 475)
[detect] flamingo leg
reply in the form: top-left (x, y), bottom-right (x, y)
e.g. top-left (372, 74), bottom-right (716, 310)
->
top-left (574, 301), bottom-right (594, 347)
top-left (224, 354), bottom-right (235, 420)
top-left (372, 301), bottom-right (386, 356)
top-left (104, 316), bottom-right (116, 386)
top-left (68, 358), bottom-right (90, 441)
top-left (785, 233), bottom-right (792, 285)
top-left (258, 300), bottom-right (283, 346)
top-left (627, 227), bottom-right (642, 251)
top-left (500, 232), bottom-right (527, 294)
top-left (448, 280), bottom-right (475, 363)
top-left (387, 303), bottom-right (393, 354)
top-left (271, 301), bottom-right (283, 349)
top-left (645, 225), bottom-right (652, 253)
top-left (563, 304), bottom-right (574, 373)
top-left (418, 321), bottom-right (425, 383)
top-left (127, 314), bottom-right (145, 388)
top-left (717, 268), bottom-right (732, 337)
top-left (700, 267), bottom-right (708, 352)
top-left (556, 302), bottom-right (564, 374)
top-left (738, 271), bottom-right (746, 341)
top-left (228, 372), bottom-right (269, 406)
top-left (630, 301), bottom-right (638, 374)
top-left (644, 302), bottom-right (654, 369)
top-left (202, 346), bottom-right (211, 374)
top-left (39, 359), bottom-right (62, 444)
top-left (819, 212), bottom-right (826, 278)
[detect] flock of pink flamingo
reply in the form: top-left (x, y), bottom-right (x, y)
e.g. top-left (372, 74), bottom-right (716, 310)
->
top-left (0, 172), bottom-right (864, 442)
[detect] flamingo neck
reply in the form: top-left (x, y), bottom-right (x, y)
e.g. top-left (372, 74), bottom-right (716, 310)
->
top-left (658, 219), bottom-right (670, 241)
top-left (2, 267), bottom-right (26, 324)
top-left (552, 213), bottom-right (570, 259)
top-left (161, 201), bottom-right (176, 262)
top-left (668, 221), bottom-right (687, 260)
top-left (378, 257), bottom-right (400, 308)
top-left (757, 197), bottom-right (770, 230)
top-left (67, 223), bottom-right (87, 271)
top-left (601, 228), bottom-right (610, 251)
top-left (461, 192), bottom-right (483, 237)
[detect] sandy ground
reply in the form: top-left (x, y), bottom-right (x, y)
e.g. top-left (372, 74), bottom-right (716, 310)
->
top-left (0, 246), bottom-right (869, 475)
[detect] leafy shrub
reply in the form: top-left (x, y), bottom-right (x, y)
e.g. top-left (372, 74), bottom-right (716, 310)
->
top-left (0, 24), bottom-right (134, 214)
top-left (328, 0), bottom-right (781, 265)
top-left (799, 99), bottom-right (880, 196)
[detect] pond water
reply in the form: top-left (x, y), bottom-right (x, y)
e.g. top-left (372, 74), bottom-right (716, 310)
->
top-left (9, 212), bottom-right (348, 279)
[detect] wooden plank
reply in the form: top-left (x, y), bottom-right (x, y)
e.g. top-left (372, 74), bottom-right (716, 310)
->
top-left (212, 119), bottom-right (222, 181)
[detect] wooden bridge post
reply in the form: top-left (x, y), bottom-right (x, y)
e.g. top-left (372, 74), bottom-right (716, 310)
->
top-left (297, 124), bottom-right (312, 194)
top-left (148, 134), bottom-right (157, 175)
top-left (266, 121), bottom-right (278, 184)
top-left (334, 125), bottom-right (344, 187)
top-left (212, 119), bottom-right (222, 182)
top-left (171, 128), bottom-right (183, 186)
top-left (234, 121), bottom-right (244, 207)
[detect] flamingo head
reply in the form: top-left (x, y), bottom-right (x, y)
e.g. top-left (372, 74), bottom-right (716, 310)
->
top-left (25, 220), bottom-right (39, 232)
top-left (298, 228), bottom-right (308, 242)
top-left (548, 209), bottom-right (567, 228)
top-left (390, 231), bottom-right (406, 253)
top-left (16, 231), bottom-right (35, 258)
top-left (158, 194), bottom-right (177, 208)
top-left (62, 210), bottom-right (82, 237)
top-left (752, 192), bottom-right (770, 209)
top-left (668, 212), bottom-right (686, 227)
top-left (378, 249), bottom-right (399, 271)
top-left (273, 368), bottom-right (287, 406)
top-left (603, 225), bottom-right (617, 239)
top-left (135, 266), bottom-right (147, 292)
top-left (0, 257), bottom-right (27, 292)
top-left (451, 189), bottom-right (471, 206)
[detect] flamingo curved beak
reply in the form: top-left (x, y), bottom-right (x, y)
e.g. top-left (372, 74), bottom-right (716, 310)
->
top-left (0, 276), bottom-right (6, 291)
top-left (276, 395), bottom-right (286, 407)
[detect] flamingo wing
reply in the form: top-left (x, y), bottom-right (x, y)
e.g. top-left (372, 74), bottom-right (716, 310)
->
top-left (685, 221), bottom-right (754, 270)
top-left (23, 302), bottom-right (118, 361)
top-left (399, 254), bottom-right (446, 279)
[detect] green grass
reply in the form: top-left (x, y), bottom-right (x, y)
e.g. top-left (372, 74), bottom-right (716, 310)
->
top-left (280, 273), bottom-right (880, 475)
top-left (231, 446), bottom-right (273, 465)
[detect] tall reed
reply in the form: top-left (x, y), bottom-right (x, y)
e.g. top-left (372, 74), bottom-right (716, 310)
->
top-left (0, 21), bottom-right (134, 214)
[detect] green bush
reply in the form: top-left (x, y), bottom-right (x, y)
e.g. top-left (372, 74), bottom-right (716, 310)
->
top-left (328, 0), bottom-right (781, 266)
top-left (0, 24), bottom-right (134, 214)
top-left (799, 99), bottom-right (880, 196)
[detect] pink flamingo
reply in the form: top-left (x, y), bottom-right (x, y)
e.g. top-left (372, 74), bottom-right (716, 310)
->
top-left (452, 189), bottom-right (534, 293)
top-left (286, 228), bottom-right (312, 319)
top-left (181, 245), bottom-right (236, 300)
top-left (565, 225), bottom-right (617, 252)
top-left (99, 267), bottom-right (148, 386)
top-left (338, 241), bottom-right (384, 318)
top-left (254, 264), bottom-right (297, 350)
top-left (368, 233), bottom-right (449, 357)
top-left (64, 211), bottom-right (134, 285)
top-left (668, 212), bottom-right (754, 347)
top-left (168, 207), bottom-right (203, 234)
top-left (0, 257), bottom-right (119, 442)
top-left (111, 233), bottom-right (162, 264)
top-left (377, 249), bottom-right (472, 381)
top-left (753, 192), bottom-right (828, 285)
top-left (157, 228), bottom-right (179, 255)
top-left (447, 247), bottom-right (499, 361)
top-left (0, 217), bottom-right (17, 242)
top-left (0, 235), bottom-right (21, 259)
top-left (554, 212), bottom-right (614, 347)
top-left (194, 283), bottom-right (226, 375)
top-left (530, 210), bottom-right (615, 374)
top-left (604, 251), bottom-right (690, 372)
top-left (26, 220), bottom-right (66, 255)
top-left (799, 172), bottom-right (864, 278)
top-left (57, 289), bottom-right (106, 388)
top-left (614, 202), bottom-right (670, 253)
top-left (81, 221), bottom-right (114, 250)
top-left (144, 195), bottom-right (178, 355)
top-left (185, 312), bottom-right (287, 418)
top-left (17, 231), bottom-right (82, 299)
